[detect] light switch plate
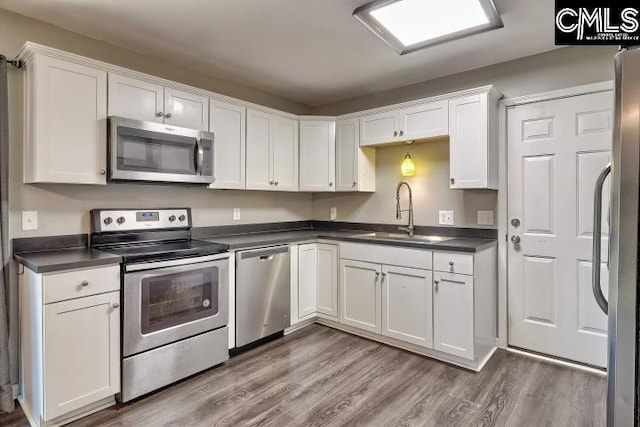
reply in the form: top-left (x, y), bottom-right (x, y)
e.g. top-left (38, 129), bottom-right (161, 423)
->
top-left (233, 208), bottom-right (241, 221)
top-left (330, 207), bottom-right (337, 221)
top-left (439, 210), bottom-right (454, 226)
top-left (22, 211), bottom-right (38, 231)
top-left (477, 210), bottom-right (494, 225)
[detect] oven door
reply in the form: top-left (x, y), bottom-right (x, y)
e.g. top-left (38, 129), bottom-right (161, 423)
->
top-left (109, 116), bottom-right (214, 184)
top-left (123, 254), bottom-right (228, 357)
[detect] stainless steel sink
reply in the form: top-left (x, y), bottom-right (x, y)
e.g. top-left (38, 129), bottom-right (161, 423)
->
top-left (356, 232), bottom-right (453, 244)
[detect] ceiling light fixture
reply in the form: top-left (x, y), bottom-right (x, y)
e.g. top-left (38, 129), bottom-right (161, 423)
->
top-left (353, 0), bottom-right (503, 55)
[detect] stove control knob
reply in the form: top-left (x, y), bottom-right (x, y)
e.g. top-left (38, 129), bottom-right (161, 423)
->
top-left (179, 215), bottom-right (186, 222)
top-left (117, 216), bottom-right (126, 225)
top-left (169, 215), bottom-right (176, 222)
top-left (103, 217), bottom-right (113, 225)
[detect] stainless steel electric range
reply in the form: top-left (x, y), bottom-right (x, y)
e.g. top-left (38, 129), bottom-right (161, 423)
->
top-left (90, 208), bottom-right (229, 402)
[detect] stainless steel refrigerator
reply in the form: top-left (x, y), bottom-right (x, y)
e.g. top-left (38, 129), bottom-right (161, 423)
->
top-left (594, 45), bottom-right (640, 426)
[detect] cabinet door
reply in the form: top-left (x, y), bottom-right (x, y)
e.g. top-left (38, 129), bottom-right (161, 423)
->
top-left (339, 260), bottom-right (381, 333)
top-left (316, 244), bottom-right (338, 318)
top-left (336, 118), bottom-right (358, 191)
top-left (108, 73), bottom-right (163, 122)
top-left (209, 100), bottom-right (246, 189)
top-left (271, 116), bottom-right (299, 191)
top-left (399, 100), bottom-right (448, 141)
top-left (299, 121), bottom-right (336, 192)
top-left (164, 88), bottom-right (209, 130)
top-left (298, 244), bottom-right (317, 318)
top-left (433, 272), bottom-right (474, 359)
top-left (382, 265), bottom-right (433, 348)
top-left (360, 111), bottom-right (398, 146)
top-left (43, 291), bottom-right (120, 421)
top-left (449, 94), bottom-right (489, 189)
top-left (246, 109), bottom-right (273, 190)
top-left (29, 56), bottom-right (108, 184)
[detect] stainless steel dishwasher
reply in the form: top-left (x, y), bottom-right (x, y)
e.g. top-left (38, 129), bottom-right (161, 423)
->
top-left (235, 245), bottom-right (291, 347)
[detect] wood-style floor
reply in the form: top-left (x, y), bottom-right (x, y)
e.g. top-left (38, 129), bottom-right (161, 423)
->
top-left (1, 324), bottom-right (606, 427)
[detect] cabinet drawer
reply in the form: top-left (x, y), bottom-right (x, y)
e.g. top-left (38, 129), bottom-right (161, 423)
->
top-left (43, 266), bottom-right (120, 304)
top-left (433, 252), bottom-right (473, 275)
top-left (339, 243), bottom-right (432, 270)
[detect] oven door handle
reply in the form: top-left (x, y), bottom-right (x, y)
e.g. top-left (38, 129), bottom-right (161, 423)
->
top-left (125, 253), bottom-right (229, 272)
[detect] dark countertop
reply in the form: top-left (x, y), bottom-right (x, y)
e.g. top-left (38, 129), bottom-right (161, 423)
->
top-left (14, 248), bottom-right (122, 274)
top-left (202, 230), bottom-right (497, 253)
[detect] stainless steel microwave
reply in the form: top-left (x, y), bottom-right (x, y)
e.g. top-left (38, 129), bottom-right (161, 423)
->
top-left (109, 116), bottom-right (214, 185)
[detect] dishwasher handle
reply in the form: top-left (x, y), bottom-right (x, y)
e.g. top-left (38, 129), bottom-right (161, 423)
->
top-left (239, 246), bottom-right (289, 260)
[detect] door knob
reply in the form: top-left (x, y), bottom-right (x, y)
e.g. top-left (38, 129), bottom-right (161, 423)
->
top-left (511, 218), bottom-right (521, 227)
top-left (511, 235), bottom-right (521, 244)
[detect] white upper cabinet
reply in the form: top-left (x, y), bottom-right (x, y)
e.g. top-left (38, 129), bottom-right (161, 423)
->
top-left (164, 88), bottom-right (209, 130)
top-left (360, 100), bottom-right (448, 146)
top-left (108, 73), bottom-right (163, 123)
top-left (24, 54), bottom-right (108, 185)
top-left (336, 118), bottom-right (375, 192)
top-left (246, 109), bottom-right (298, 192)
top-left (299, 120), bottom-right (336, 192)
top-left (108, 74), bottom-right (208, 130)
top-left (209, 100), bottom-right (246, 189)
top-left (448, 88), bottom-right (500, 190)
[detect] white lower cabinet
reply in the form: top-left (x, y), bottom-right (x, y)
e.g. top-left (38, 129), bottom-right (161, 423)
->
top-left (296, 243), bottom-right (338, 321)
top-left (382, 265), bottom-right (433, 348)
top-left (20, 265), bottom-right (121, 426)
top-left (433, 272), bottom-right (474, 359)
top-left (339, 260), bottom-right (381, 333)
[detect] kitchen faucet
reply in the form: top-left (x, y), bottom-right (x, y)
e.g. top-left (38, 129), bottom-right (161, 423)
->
top-left (395, 181), bottom-right (414, 237)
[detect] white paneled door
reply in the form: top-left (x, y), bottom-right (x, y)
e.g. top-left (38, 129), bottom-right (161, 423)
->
top-left (507, 90), bottom-right (613, 367)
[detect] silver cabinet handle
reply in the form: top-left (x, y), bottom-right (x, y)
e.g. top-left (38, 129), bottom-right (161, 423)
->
top-left (112, 302), bottom-right (120, 309)
top-left (434, 279), bottom-right (439, 290)
top-left (329, 182), bottom-right (333, 187)
top-left (448, 261), bottom-right (454, 266)
top-left (375, 271), bottom-right (380, 279)
top-left (81, 280), bottom-right (89, 287)
top-left (156, 112), bottom-right (164, 117)
top-left (393, 131), bottom-right (398, 137)
top-left (352, 181), bottom-right (357, 187)
top-left (399, 130), bottom-right (404, 136)
top-left (511, 235), bottom-right (521, 244)
top-left (592, 163), bottom-right (611, 314)
top-left (381, 272), bottom-right (387, 278)
top-left (164, 113), bottom-right (173, 119)
top-left (274, 180), bottom-right (279, 186)
top-left (269, 180), bottom-right (274, 185)
top-left (450, 178), bottom-right (455, 185)
top-left (99, 169), bottom-right (106, 175)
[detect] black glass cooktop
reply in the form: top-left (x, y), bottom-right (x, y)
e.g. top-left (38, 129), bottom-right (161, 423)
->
top-left (97, 239), bottom-right (228, 264)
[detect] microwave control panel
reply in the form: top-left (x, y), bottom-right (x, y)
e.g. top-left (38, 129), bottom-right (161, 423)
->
top-left (93, 208), bottom-right (191, 232)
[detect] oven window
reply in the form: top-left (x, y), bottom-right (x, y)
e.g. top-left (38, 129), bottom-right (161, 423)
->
top-left (117, 126), bottom-right (198, 175)
top-left (140, 267), bottom-right (219, 334)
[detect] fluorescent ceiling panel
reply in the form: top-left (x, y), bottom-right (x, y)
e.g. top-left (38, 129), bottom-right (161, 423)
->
top-left (354, 0), bottom-right (503, 55)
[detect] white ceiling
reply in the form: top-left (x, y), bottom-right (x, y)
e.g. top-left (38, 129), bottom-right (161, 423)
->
top-left (0, 0), bottom-right (558, 107)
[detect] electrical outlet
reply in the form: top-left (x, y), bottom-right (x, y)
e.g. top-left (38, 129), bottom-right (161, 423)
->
top-left (477, 210), bottom-right (494, 225)
top-left (330, 207), bottom-right (337, 221)
top-left (439, 210), bottom-right (454, 226)
top-left (22, 211), bottom-right (38, 231)
top-left (233, 208), bottom-right (241, 221)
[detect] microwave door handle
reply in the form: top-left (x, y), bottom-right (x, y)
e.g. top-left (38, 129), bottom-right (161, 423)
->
top-left (592, 163), bottom-right (611, 314)
top-left (195, 139), bottom-right (204, 174)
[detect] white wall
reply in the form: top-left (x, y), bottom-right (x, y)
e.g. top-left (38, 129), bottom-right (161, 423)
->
top-left (311, 46), bottom-right (616, 228)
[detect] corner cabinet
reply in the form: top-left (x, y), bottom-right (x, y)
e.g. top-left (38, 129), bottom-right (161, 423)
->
top-left (448, 87), bottom-right (501, 190)
top-left (299, 120), bottom-right (336, 192)
top-left (22, 54), bottom-right (108, 184)
top-left (297, 243), bottom-right (338, 321)
top-left (19, 265), bottom-right (121, 427)
top-left (335, 118), bottom-right (375, 192)
top-left (246, 109), bottom-right (299, 191)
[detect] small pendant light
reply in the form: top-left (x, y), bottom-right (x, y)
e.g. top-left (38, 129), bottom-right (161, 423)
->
top-left (400, 152), bottom-right (416, 176)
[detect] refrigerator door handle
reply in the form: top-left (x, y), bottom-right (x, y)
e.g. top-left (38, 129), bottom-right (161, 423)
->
top-left (592, 163), bottom-right (611, 314)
